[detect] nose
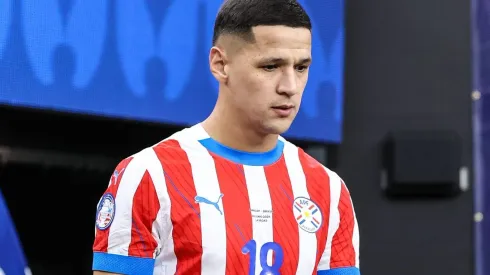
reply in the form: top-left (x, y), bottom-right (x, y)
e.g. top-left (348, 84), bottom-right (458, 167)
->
top-left (277, 69), bottom-right (298, 96)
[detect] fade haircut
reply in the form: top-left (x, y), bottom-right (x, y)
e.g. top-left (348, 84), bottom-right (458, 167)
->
top-left (212, 0), bottom-right (312, 45)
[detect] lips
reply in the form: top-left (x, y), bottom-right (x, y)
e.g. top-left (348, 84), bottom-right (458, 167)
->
top-left (272, 104), bottom-right (294, 110)
top-left (271, 104), bottom-right (294, 117)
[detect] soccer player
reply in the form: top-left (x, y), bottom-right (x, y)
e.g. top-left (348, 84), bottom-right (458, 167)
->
top-left (0, 190), bottom-right (31, 275)
top-left (92, 0), bottom-right (360, 274)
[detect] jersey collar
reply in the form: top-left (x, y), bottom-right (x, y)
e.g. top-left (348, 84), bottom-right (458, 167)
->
top-left (191, 124), bottom-right (284, 166)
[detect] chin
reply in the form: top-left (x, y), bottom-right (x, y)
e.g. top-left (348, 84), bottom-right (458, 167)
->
top-left (262, 121), bottom-right (293, 135)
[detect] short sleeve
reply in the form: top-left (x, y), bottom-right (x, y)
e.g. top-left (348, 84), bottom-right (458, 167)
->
top-left (317, 178), bottom-right (360, 275)
top-left (92, 150), bottom-right (163, 275)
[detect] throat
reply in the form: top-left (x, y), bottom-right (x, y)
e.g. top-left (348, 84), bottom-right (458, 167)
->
top-left (201, 117), bottom-right (279, 153)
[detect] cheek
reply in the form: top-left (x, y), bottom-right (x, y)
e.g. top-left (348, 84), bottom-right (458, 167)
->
top-left (230, 70), bottom-right (276, 112)
top-left (233, 72), bottom-right (265, 98)
top-left (235, 89), bottom-right (268, 117)
top-left (295, 81), bottom-right (308, 99)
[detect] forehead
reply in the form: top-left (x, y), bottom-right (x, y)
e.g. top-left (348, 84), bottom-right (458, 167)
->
top-left (244, 26), bottom-right (312, 60)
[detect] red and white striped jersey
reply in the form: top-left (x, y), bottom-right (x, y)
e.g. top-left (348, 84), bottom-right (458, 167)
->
top-left (92, 124), bottom-right (360, 275)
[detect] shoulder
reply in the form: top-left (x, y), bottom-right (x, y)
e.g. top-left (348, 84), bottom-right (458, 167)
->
top-left (113, 126), bottom-right (200, 176)
top-left (279, 136), bottom-right (344, 185)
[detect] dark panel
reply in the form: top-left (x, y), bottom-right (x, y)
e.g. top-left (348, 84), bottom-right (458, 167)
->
top-left (340, 0), bottom-right (473, 274)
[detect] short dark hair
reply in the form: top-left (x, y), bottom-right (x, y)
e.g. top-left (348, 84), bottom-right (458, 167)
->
top-left (212, 0), bottom-right (312, 45)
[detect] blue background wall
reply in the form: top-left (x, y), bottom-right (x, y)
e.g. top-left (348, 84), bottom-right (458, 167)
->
top-left (0, 0), bottom-right (345, 142)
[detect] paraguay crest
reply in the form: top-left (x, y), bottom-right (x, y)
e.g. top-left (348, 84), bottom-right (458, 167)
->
top-left (293, 197), bottom-right (323, 233)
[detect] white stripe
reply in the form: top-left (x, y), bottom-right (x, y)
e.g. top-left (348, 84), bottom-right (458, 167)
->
top-left (155, 227), bottom-right (176, 275)
top-left (317, 168), bottom-right (342, 270)
top-left (176, 136), bottom-right (227, 275)
top-left (351, 196), bottom-right (360, 268)
top-left (282, 143), bottom-right (317, 275)
top-left (145, 148), bottom-right (177, 274)
top-left (243, 165), bottom-right (274, 275)
top-left (107, 149), bottom-right (153, 255)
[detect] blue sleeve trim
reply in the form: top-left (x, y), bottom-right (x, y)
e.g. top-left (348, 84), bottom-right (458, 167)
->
top-left (93, 252), bottom-right (155, 275)
top-left (318, 267), bottom-right (360, 275)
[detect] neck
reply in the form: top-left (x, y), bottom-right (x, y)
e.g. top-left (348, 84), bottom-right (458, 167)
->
top-left (202, 98), bottom-right (279, 153)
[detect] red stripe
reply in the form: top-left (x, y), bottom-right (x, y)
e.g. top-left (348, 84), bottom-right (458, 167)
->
top-left (93, 157), bottom-right (133, 253)
top-left (212, 157), bottom-right (253, 275)
top-left (128, 170), bottom-right (160, 257)
top-left (298, 150), bottom-right (331, 273)
top-left (329, 181), bottom-right (356, 268)
top-left (154, 140), bottom-right (202, 274)
top-left (265, 156), bottom-right (300, 274)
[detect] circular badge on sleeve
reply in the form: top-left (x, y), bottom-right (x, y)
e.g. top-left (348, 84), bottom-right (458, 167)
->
top-left (95, 193), bottom-right (116, 230)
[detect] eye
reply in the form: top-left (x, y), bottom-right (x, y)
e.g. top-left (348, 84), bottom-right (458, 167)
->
top-left (262, 65), bottom-right (278, 72)
top-left (296, 65), bottom-right (308, 73)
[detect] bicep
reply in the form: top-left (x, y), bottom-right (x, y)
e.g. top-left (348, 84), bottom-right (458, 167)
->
top-left (92, 152), bottom-right (165, 275)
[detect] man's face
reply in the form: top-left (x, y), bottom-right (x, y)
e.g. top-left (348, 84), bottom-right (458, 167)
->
top-left (224, 26), bottom-right (312, 135)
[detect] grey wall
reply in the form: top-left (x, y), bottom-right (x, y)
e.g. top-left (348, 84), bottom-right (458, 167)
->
top-left (338, 0), bottom-right (474, 274)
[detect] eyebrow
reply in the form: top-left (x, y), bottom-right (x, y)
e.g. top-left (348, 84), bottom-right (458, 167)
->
top-left (261, 57), bottom-right (312, 65)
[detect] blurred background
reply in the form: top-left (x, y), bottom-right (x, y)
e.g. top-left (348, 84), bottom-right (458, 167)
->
top-left (0, 0), bottom-right (485, 274)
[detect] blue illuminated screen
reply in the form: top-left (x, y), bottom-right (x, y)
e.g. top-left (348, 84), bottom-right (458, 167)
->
top-left (0, 0), bottom-right (345, 142)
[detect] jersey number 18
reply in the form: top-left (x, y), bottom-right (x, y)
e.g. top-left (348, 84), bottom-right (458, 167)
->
top-left (242, 240), bottom-right (284, 275)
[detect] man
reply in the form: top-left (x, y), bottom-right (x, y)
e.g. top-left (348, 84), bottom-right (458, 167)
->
top-left (93, 0), bottom-right (360, 274)
top-left (0, 190), bottom-right (31, 275)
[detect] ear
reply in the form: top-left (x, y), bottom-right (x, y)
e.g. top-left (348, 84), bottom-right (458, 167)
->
top-left (209, 46), bottom-right (229, 83)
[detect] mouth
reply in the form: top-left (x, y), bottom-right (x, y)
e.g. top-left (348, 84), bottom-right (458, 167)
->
top-left (272, 104), bottom-right (294, 109)
top-left (271, 104), bottom-right (295, 117)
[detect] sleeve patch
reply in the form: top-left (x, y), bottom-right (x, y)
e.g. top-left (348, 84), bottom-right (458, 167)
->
top-left (95, 193), bottom-right (116, 230)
